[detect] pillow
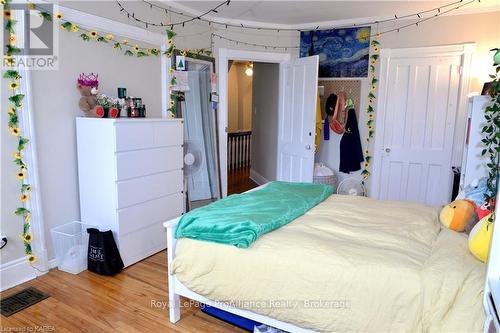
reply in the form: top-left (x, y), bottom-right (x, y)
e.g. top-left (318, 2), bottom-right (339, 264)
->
top-left (468, 213), bottom-right (494, 262)
top-left (477, 198), bottom-right (495, 220)
top-left (461, 178), bottom-right (488, 206)
top-left (439, 199), bottom-right (478, 232)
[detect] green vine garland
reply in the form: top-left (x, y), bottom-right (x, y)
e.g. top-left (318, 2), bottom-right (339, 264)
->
top-left (361, 38), bottom-right (380, 183)
top-left (166, 30), bottom-right (178, 116)
top-left (3, 0), bottom-right (35, 264)
top-left (482, 48), bottom-right (500, 223)
top-left (164, 30), bottom-right (212, 117)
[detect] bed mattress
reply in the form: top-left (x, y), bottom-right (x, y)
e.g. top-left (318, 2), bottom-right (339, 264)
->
top-left (172, 195), bottom-right (486, 332)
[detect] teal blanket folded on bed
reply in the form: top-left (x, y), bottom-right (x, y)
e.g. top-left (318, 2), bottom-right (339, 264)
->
top-left (175, 181), bottom-right (334, 248)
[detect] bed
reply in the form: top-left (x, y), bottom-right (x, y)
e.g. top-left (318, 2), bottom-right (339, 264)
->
top-left (164, 186), bottom-right (486, 332)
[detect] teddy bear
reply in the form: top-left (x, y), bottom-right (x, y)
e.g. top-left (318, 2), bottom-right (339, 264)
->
top-left (77, 73), bottom-right (104, 118)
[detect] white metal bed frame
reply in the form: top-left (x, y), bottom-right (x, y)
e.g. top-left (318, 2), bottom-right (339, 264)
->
top-left (164, 195), bottom-right (500, 333)
top-left (164, 216), bottom-right (315, 333)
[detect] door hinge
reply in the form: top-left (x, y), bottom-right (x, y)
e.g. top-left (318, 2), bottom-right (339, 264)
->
top-left (458, 66), bottom-right (463, 75)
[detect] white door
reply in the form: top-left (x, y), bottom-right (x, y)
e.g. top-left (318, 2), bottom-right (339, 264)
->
top-left (277, 55), bottom-right (319, 182)
top-left (373, 47), bottom-right (467, 206)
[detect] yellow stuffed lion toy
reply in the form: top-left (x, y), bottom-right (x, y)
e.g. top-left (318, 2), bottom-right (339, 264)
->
top-left (439, 199), bottom-right (477, 232)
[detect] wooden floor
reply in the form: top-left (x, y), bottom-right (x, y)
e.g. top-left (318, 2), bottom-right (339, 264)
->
top-left (228, 167), bottom-right (258, 195)
top-left (0, 251), bottom-right (247, 333)
top-left (1, 169), bottom-right (259, 332)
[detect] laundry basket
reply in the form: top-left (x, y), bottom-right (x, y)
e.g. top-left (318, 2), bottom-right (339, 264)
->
top-left (51, 221), bottom-right (94, 274)
top-left (313, 162), bottom-right (338, 192)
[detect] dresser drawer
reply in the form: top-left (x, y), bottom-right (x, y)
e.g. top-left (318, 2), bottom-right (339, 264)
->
top-left (117, 192), bottom-right (183, 235)
top-left (115, 121), bottom-right (183, 152)
top-left (116, 170), bottom-right (183, 208)
top-left (117, 222), bottom-right (167, 267)
top-left (116, 147), bottom-right (183, 180)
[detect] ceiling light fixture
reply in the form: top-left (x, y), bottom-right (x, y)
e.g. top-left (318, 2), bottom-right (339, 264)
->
top-left (245, 63), bottom-right (253, 77)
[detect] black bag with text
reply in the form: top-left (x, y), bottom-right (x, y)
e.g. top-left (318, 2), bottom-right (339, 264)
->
top-left (87, 228), bottom-right (124, 275)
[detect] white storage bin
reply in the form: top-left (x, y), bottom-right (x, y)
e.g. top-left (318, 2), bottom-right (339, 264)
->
top-left (51, 221), bottom-right (94, 274)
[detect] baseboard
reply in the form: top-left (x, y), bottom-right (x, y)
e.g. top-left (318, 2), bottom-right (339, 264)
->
top-left (249, 169), bottom-right (269, 186)
top-left (48, 258), bottom-right (58, 269)
top-left (0, 257), bottom-right (37, 292)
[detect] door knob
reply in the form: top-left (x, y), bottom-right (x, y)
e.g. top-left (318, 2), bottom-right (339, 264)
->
top-left (305, 145), bottom-right (312, 150)
top-left (385, 148), bottom-right (391, 153)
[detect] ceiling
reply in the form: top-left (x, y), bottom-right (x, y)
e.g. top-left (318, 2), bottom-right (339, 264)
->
top-left (171, 0), bottom-right (498, 25)
top-left (59, 0), bottom-right (498, 34)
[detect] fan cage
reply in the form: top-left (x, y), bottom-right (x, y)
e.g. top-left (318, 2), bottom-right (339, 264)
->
top-left (337, 178), bottom-right (366, 196)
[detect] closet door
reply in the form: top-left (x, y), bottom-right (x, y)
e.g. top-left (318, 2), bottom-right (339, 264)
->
top-left (373, 46), bottom-right (469, 206)
top-left (277, 55), bottom-right (319, 183)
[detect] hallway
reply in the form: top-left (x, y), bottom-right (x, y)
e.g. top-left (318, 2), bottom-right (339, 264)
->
top-left (228, 167), bottom-right (258, 195)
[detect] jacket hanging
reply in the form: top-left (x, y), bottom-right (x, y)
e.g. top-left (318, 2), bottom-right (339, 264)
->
top-left (315, 94), bottom-right (322, 152)
top-left (339, 108), bottom-right (364, 173)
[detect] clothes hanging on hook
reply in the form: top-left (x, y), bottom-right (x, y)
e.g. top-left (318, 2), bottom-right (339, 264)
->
top-left (330, 92), bottom-right (347, 134)
top-left (323, 115), bottom-right (330, 141)
top-left (325, 93), bottom-right (338, 116)
top-left (339, 108), bottom-right (364, 173)
top-left (315, 93), bottom-right (322, 152)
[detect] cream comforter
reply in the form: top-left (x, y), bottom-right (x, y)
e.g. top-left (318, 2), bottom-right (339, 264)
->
top-left (172, 195), bottom-right (486, 332)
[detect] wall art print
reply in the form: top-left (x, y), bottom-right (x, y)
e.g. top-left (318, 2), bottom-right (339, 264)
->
top-left (300, 27), bottom-right (371, 78)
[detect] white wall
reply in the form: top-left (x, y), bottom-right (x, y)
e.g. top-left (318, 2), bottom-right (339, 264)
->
top-left (0, 30), bottom-right (162, 263)
top-left (250, 63), bottom-right (280, 183)
top-left (228, 63), bottom-right (253, 132)
top-left (378, 11), bottom-right (499, 92)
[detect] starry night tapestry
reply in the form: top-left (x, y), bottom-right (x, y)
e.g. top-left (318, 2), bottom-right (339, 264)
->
top-left (300, 27), bottom-right (371, 78)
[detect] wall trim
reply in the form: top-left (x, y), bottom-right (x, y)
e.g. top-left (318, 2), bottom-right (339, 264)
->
top-left (0, 257), bottom-right (37, 292)
top-left (249, 168), bottom-right (270, 186)
top-left (218, 48), bottom-right (290, 197)
top-left (48, 258), bottom-right (58, 269)
top-left (13, 0), bottom-right (165, 46)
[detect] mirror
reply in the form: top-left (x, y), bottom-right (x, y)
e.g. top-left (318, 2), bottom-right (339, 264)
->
top-left (172, 50), bottom-right (222, 210)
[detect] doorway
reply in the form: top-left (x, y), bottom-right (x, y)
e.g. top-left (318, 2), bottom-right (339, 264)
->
top-left (227, 61), bottom-right (281, 195)
top-left (372, 44), bottom-right (474, 206)
top-left (218, 49), bottom-right (319, 197)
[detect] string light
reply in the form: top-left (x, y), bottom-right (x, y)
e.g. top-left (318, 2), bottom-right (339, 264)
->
top-left (210, 0), bottom-right (477, 51)
top-left (116, 0), bottom-right (473, 34)
top-left (211, 33), bottom-right (299, 50)
top-left (116, 0), bottom-right (230, 28)
top-left (375, 0), bottom-right (476, 38)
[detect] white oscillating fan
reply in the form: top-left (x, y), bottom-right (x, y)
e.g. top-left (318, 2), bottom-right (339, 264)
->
top-left (337, 178), bottom-right (366, 196)
top-left (183, 140), bottom-right (203, 211)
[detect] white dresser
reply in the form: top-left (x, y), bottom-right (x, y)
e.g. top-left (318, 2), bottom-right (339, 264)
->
top-left (76, 118), bottom-right (184, 267)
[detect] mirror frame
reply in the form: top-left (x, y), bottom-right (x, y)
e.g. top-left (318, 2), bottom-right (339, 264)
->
top-left (171, 50), bottom-right (222, 207)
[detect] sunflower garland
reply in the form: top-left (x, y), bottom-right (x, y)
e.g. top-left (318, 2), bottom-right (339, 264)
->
top-left (361, 38), bottom-right (381, 184)
top-left (166, 29), bottom-right (178, 117)
top-left (30, 4), bottom-right (158, 58)
top-left (2, 0), bottom-right (35, 264)
top-left (31, 3), bottom-right (211, 61)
